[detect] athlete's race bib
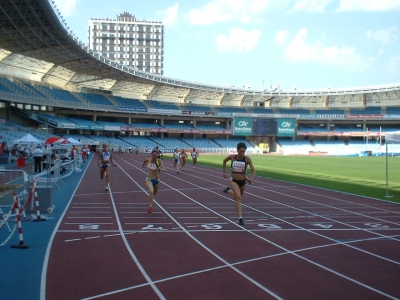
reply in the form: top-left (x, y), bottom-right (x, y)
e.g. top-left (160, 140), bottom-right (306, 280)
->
top-left (231, 161), bottom-right (245, 173)
top-left (148, 162), bottom-right (158, 170)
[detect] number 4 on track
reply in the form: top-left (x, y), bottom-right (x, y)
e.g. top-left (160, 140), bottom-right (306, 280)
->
top-left (258, 224), bottom-right (281, 229)
top-left (311, 223), bottom-right (333, 228)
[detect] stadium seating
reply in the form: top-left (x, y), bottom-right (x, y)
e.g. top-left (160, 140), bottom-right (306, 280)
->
top-left (148, 137), bottom-right (190, 149)
top-left (181, 138), bottom-right (220, 149)
top-left (213, 106), bottom-right (248, 113)
top-left (349, 107), bottom-right (382, 114)
top-left (277, 108), bottom-right (312, 115)
top-left (277, 140), bottom-right (314, 155)
top-left (180, 104), bottom-right (214, 113)
top-left (39, 86), bottom-right (83, 103)
top-left (213, 138), bottom-right (252, 149)
top-left (145, 100), bottom-right (180, 110)
top-left (96, 121), bottom-right (129, 127)
top-left (111, 96), bottom-right (147, 111)
top-left (75, 92), bottom-right (115, 107)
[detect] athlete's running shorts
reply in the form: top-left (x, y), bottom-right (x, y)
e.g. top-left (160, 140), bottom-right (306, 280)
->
top-left (146, 177), bottom-right (160, 186)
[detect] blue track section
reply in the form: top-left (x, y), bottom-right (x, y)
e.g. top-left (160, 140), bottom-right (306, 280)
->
top-left (0, 156), bottom-right (91, 300)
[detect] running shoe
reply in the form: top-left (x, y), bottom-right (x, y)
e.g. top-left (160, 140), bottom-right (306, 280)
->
top-left (223, 187), bottom-right (231, 194)
top-left (148, 207), bottom-right (153, 213)
top-left (105, 186), bottom-right (109, 191)
top-left (239, 218), bottom-right (245, 225)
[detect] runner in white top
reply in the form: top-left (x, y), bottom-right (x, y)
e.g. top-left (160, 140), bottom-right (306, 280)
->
top-left (97, 144), bottom-right (115, 191)
top-left (191, 148), bottom-right (199, 168)
top-left (173, 147), bottom-right (181, 173)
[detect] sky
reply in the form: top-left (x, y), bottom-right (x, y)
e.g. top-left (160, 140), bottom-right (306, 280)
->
top-left (53, 0), bottom-right (400, 91)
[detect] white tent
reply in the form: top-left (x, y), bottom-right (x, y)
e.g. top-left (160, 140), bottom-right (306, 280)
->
top-left (13, 133), bottom-right (43, 145)
top-left (385, 131), bottom-right (400, 143)
top-left (383, 131), bottom-right (400, 198)
top-left (67, 137), bottom-right (81, 145)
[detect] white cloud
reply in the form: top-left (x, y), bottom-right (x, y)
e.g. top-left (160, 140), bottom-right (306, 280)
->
top-left (365, 27), bottom-right (397, 44)
top-left (159, 4), bottom-right (179, 27)
top-left (186, 0), bottom-right (272, 25)
top-left (216, 28), bottom-right (261, 53)
top-left (293, 0), bottom-right (334, 12)
top-left (52, 0), bottom-right (79, 17)
top-left (387, 56), bottom-right (400, 74)
top-left (274, 30), bottom-right (290, 46)
top-left (281, 28), bottom-right (371, 72)
top-left (337, 0), bottom-right (400, 11)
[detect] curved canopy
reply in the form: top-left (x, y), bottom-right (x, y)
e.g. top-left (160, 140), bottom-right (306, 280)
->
top-left (13, 134), bottom-right (43, 144)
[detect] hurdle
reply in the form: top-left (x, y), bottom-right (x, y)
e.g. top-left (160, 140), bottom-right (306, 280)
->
top-left (31, 181), bottom-right (47, 222)
top-left (11, 193), bottom-right (28, 249)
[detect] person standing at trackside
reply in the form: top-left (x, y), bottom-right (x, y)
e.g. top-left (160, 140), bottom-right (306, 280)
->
top-left (70, 145), bottom-right (77, 160)
top-left (32, 145), bottom-right (43, 173)
top-left (142, 148), bottom-right (166, 213)
top-left (173, 147), bottom-right (180, 174)
top-left (222, 142), bottom-right (256, 225)
top-left (81, 145), bottom-right (88, 163)
top-left (191, 148), bottom-right (199, 168)
top-left (97, 143), bottom-right (115, 191)
top-left (180, 149), bottom-right (187, 171)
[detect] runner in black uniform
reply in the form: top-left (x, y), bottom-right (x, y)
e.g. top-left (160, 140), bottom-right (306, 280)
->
top-left (222, 142), bottom-right (256, 225)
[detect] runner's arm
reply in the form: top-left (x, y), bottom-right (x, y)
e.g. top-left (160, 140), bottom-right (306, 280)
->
top-left (246, 157), bottom-right (256, 181)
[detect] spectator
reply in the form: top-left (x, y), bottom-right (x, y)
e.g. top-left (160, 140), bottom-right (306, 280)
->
top-left (70, 145), bottom-right (78, 160)
top-left (32, 145), bottom-right (44, 172)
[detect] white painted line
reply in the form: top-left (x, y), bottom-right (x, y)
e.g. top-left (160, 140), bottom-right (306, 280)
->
top-left (177, 217), bottom-right (220, 219)
top-left (67, 217), bottom-right (112, 219)
top-left (64, 223), bottom-right (113, 225)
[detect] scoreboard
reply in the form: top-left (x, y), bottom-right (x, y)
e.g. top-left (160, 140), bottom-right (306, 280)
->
top-left (233, 117), bottom-right (295, 136)
top-left (252, 118), bottom-right (278, 136)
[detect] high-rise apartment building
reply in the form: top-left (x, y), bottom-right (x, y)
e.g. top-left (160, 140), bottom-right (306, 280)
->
top-left (88, 11), bottom-right (164, 75)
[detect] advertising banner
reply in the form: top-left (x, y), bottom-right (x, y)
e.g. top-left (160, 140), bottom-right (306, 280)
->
top-left (233, 118), bottom-right (253, 136)
top-left (277, 118), bottom-right (296, 137)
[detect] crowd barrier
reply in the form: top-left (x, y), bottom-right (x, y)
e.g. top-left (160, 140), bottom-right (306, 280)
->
top-left (0, 171), bottom-right (48, 248)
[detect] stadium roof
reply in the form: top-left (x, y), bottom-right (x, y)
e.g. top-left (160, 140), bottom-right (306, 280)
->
top-left (0, 0), bottom-right (399, 107)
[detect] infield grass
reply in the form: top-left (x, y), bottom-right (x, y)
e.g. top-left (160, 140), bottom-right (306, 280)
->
top-left (186, 155), bottom-right (400, 203)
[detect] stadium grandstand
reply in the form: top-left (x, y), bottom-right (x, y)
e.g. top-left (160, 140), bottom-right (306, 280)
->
top-left (0, 0), bottom-right (400, 157)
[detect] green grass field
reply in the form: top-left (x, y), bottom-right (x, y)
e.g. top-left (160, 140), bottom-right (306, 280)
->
top-left (167, 154), bottom-right (400, 203)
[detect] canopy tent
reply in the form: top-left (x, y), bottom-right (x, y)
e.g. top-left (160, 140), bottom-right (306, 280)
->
top-left (383, 131), bottom-right (400, 198)
top-left (385, 131), bottom-right (400, 143)
top-left (44, 136), bottom-right (65, 145)
top-left (13, 134), bottom-right (43, 145)
top-left (67, 137), bottom-right (81, 145)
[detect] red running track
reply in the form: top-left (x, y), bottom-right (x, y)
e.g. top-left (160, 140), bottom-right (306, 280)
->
top-left (43, 153), bottom-right (400, 299)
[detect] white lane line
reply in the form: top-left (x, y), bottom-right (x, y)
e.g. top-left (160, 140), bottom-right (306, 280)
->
top-left (67, 217), bottom-right (112, 218)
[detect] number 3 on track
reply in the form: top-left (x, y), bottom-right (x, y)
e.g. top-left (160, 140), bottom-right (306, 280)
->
top-left (201, 224), bottom-right (222, 230)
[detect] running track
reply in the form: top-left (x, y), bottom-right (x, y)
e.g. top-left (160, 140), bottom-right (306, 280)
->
top-left (41, 153), bottom-right (400, 299)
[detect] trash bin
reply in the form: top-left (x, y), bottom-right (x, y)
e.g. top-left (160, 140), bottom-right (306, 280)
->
top-left (17, 157), bottom-right (25, 167)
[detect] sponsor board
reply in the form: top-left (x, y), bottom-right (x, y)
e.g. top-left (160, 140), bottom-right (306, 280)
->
top-left (384, 115), bottom-right (400, 119)
top-left (277, 118), bottom-right (296, 137)
top-left (233, 118), bottom-right (252, 136)
top-left (61, 123), bottom-right (76, 129)
top-left (117, 106), bottom-right (147, 112)
top-left (346, 114), bottom-right (384, 119)
top-left (148, 108), bottom-right (181, 114)
top-left (216, 112), bottom-right (233, 116)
